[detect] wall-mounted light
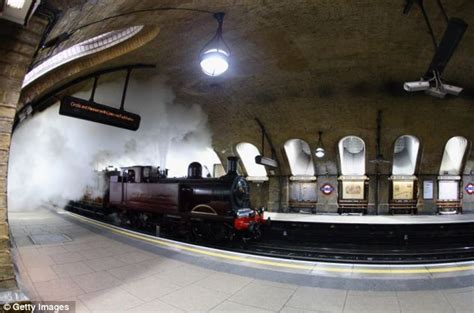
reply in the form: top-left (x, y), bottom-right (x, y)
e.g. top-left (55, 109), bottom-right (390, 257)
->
top-left (199, 12), bottom-right (230, 77)
top-left (314, 131), bottom-right (325, 158)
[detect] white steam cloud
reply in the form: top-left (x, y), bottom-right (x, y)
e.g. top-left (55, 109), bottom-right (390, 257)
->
top-left (8, 75), bottom-right (221, 211)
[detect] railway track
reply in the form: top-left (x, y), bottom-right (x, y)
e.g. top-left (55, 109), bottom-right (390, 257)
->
top-left (65, 204), bottom-right (474, 264)
top-left (223, 241), bottom-right (474, 264)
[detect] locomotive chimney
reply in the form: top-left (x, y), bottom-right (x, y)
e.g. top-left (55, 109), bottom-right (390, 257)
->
top-left (226, 156), bottom-right (238, 175)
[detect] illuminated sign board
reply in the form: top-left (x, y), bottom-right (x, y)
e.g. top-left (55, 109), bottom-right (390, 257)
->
top-left (60, 96), bottom-right (140, 131)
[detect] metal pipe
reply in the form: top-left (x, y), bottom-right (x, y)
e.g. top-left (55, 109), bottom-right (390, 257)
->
top-left (89, 76), bottom-right (99, 102)
top-left (419, 0), bottom-right (439, 50)
top-left (255, 118), bottom-right (282, 210)
top-left (120, 69), bottom-right (132, 111)
top-left (436, 0), bottom-right (449, 24)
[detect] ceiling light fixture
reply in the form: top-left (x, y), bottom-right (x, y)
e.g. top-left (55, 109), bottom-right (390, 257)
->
top-left (199, 12), bottom-right (230, 77)
top-left (314, 131), bottom-right (325, 158)
top-left (6, 0), bottom-right (26, 9)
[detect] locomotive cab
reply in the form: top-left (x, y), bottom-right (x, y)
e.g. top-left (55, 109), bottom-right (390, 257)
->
top-left (122, 166), bottom-right (155, 183)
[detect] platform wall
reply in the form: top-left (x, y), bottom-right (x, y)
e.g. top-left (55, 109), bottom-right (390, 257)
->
top-left (266, 173), bottom-right (474, 214)
top-left (462, 174), bottom-right (474, 213)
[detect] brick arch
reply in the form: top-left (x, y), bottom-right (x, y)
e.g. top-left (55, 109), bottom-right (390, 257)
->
top-left (19, 25), bottom-right (160, 111)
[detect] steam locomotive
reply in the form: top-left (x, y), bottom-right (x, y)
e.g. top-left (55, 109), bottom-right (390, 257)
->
top-left (67, 157), bottom-right (266, 241)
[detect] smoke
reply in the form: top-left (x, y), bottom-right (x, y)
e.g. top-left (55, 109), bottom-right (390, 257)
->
top-left (8, 75), bottom-right (221, 211)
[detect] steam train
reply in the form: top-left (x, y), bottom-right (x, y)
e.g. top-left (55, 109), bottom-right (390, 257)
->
top-left (67, 157), bottom-right (266, 241)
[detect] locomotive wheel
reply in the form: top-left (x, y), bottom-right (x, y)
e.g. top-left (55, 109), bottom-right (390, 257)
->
top-left (190, 221), bottom-right (233, 243)
top-left (253, 224), bottom-right (263, 241)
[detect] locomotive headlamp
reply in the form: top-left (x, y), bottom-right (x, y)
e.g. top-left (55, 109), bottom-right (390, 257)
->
top-left (314, 131), bottom-right (325, 158)
top-left (199, 12), bottom-right (230, 76)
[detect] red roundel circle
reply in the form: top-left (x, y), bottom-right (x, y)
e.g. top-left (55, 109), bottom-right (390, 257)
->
top-left (320, 183), bottom-right (334, 195)
top-left (465, 183), bottom-right (474, 195)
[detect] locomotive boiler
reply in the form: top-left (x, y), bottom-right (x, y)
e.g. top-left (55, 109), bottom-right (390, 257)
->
top-left (69, 156), bottom-right (265, 241)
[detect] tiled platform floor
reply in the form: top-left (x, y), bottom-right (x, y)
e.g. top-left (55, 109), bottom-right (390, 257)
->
top-left (8, 208), bottom-right (474, 313)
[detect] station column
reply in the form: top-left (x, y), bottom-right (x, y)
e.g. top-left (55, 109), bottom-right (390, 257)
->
top-left (0, 17), bottom-right (45, 293)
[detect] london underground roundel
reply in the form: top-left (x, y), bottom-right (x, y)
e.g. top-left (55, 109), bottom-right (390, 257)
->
top-left (320, 183), bottom-right (334, 195)
top-left (465, 183), bottom-right (474, 195)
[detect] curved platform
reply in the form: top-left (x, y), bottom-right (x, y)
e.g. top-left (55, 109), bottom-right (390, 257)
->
top-left (8, 208), bottom-right (474, 312)
top-left (265, 212), bottom-right (474, 224)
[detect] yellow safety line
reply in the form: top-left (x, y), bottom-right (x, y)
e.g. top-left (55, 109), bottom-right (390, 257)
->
top-left (67, 212), bottom-right (474, 275)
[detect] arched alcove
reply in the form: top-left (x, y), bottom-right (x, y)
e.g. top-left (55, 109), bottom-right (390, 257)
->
top-left (236, 142), bottom-right (268, 179)
top-left (439, 136), bottom-right (468, 176)
top-left (338, 136), bottom-right (366, 175)
top-left (437, 136), bottom-right (469, 207)
top-left (389, 135), bottom-right (420, 212)
top-left (392, 135), bottom-right (420, 175)
top-left (283, 139), bottom-right (315, 176)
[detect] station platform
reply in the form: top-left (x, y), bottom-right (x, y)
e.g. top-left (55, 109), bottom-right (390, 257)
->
top-left (265, 212), bottom-right (474, 224)
top-left (7, 208), bottom-right (474, 313)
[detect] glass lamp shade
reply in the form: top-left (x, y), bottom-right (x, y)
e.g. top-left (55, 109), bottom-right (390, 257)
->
top-left (315, 147), bottom-right (325, 158)
top-left (200, 49), bottom-right (229, 77)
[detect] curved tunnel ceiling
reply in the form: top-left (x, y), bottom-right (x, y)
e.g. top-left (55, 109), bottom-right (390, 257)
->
top-left (28, 1), bottom-right (474, 103)
top-left (18, 0), bottom-right (474, 175)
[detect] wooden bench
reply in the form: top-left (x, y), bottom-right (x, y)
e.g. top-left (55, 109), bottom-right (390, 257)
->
top-left (338, 200), bottom-right (368, 215)
top-left (436, 200), bottom-right (462, 214)
top-left (289, 201), bottom-right (317, 208)
top-left (389, 200), bottom-right (417, 215)
top-left (289, 201), bottom-right (317, 214)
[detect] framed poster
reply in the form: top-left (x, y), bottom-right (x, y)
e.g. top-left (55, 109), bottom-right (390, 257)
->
top-left (342, 181), bottom-right (364, 200)
top-left (393, 181), bottom-right (414, 200)
top-left (438, 180), bottom-right (459, 200)
top-left (423, 180), bottom-right (433, 199)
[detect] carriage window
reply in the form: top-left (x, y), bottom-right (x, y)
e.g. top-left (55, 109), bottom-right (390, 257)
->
top-left (338, 136), bottom-right (366, 175)
top-left (284, 139), bottom-right (315, 176)
top-left (439, 136), bottom-right (468, 175)
top-left (236, 142), bottom-right (268, 180)
top-left (392, 135), bottom-right (420, 175)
